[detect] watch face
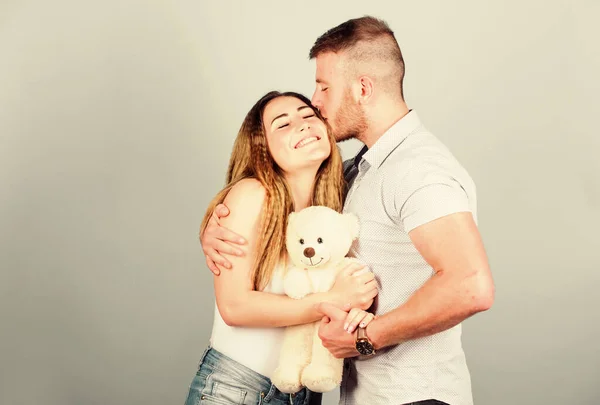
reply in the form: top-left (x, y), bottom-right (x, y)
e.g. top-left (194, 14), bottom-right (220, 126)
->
top-left (356, 339), bottom-right (375, 356)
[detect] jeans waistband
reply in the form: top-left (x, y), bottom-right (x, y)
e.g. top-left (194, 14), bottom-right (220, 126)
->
top-left (200, 346), bottom-right (310, 404)
top-left (201, 346), bottom-right (272, 390)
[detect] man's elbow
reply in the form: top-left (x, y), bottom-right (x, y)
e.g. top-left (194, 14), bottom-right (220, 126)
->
top-left (469, 270), bottom-right (495, 313)
top-left (472, 286), bottom-right (494, 313)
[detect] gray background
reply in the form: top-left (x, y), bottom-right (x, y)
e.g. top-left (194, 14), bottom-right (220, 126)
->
top-left (1, 1), bottom-right (598, 404)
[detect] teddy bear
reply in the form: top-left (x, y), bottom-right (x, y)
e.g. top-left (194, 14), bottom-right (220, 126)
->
top-left (271, 205), bottom-right (362, 394)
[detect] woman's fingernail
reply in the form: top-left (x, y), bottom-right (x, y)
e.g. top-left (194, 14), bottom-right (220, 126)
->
top-left (359, 322), bottom-right (365, 328)
top-left (343, 323), bottom-right (349, 330)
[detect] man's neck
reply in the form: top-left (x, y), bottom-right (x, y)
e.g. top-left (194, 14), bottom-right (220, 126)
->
top-left (360, 100), bottom-right (410, 148)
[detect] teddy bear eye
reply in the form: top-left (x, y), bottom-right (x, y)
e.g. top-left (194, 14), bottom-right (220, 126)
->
top-left (299, 239), bottom-right (304, 244)
top-left (317, 237), bottom-right (323, 244)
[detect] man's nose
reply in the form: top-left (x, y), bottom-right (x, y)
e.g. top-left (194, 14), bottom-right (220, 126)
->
top-left (311, 92), bottom-right (321, 109)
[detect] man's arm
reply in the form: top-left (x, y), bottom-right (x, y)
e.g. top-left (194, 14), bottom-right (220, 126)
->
top-left (200, 203), bottom-right (246, 275)
top-left (317, 210), bottom-right (493, 357)
top-left (367, 210), bottom-right (494, 349)
top-left (317, 162), bottom-right (494, 357)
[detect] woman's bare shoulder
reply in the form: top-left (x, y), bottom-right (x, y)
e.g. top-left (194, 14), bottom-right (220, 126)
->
top-left (225, 178), bottom-right (266, 204)
top-left (222, 178), bottom-right (267, 222)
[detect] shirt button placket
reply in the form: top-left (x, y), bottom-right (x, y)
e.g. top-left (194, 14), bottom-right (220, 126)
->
top-left (346, 169), bottom-right (365, 209)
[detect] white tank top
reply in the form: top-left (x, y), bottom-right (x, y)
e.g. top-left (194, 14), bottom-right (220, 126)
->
top-left (209, 263), bottom-right (286, 378)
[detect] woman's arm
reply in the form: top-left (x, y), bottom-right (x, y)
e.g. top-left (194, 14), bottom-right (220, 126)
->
top-left (212, 178), bottom-right (375, 328)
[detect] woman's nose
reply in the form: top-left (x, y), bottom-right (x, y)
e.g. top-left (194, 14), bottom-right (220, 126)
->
top-left (299, 121), bottom-right (310, 131)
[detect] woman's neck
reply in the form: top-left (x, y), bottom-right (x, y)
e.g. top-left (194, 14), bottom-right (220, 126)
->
top-left (286, 168), bottom-right (318, 211)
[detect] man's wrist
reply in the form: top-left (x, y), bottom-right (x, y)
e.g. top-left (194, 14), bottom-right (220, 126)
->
top-left (366, 317), bottom-right (386, 350)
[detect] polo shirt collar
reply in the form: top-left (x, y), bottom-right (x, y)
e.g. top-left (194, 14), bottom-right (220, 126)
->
top-left (358, 110), bottom-right (422, 170)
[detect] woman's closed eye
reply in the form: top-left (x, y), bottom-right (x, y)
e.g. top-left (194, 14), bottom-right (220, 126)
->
top-left (277, 115), bottom-right (314, 129)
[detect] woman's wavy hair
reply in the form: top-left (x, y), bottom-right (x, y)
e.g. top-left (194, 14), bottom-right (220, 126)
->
top-left (200, 91), bottom-right (345, 290)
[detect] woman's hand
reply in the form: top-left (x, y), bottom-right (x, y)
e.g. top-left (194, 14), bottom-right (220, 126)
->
top-left (343, 308), bottom-right (377, 333)
top-left (328, 261), bottom-right (378, 311)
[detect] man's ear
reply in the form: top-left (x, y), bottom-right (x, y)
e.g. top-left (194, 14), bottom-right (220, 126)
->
top-left (357, 76), bottom-right (375, 105)
top-left (344, 213), bottom-right (360, 239)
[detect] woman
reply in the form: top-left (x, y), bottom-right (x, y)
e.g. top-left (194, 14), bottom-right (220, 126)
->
top-left (184, 91), bottom-right (378, 405)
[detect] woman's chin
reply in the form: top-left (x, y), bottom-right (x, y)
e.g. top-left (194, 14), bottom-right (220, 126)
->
top-left (302, 147), bottom-right (330, 164)
top-left (282, 151), bottom-right (328, 173)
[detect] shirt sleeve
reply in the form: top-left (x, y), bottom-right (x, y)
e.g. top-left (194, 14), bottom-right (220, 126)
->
top-left (394, 168), bottom-right (472, 233)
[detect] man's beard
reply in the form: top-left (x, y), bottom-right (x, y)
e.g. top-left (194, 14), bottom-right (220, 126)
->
top-left (332, 91), bottom-right (368, 143)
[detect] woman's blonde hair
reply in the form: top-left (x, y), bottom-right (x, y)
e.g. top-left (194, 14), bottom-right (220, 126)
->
top-left (200, 91), bottom-right (345, 290)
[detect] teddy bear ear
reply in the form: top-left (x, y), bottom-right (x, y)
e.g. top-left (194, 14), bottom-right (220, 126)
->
top-left (287, 211), bottom-right (297, 228)
top-left (344, 212), bottom-right (360, 239)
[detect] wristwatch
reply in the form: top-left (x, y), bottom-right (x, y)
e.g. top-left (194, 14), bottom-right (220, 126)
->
top-left (355, 326), bottom-right (376, 356)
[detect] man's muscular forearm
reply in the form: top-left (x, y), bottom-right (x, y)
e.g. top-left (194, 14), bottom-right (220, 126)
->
top-left (367, 268), bottom-right (493, 349)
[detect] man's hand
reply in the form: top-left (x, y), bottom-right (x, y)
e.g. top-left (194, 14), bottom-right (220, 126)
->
top-left (316, 302), bottom-right (360, 359)
top-left (200, 203), bottom-right (247, 275)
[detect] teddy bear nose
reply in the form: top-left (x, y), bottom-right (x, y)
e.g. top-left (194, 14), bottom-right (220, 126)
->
top-left (303, 247), bottom-right (315, 258)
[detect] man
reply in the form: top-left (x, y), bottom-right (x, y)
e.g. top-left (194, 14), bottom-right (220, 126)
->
top-left (200, 16), bottom-right (494, 405)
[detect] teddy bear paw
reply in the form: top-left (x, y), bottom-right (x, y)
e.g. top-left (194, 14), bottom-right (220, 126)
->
top-left (271, 365), bottom-right (304, 394)
top-left (300, 363), bottom-right (341, 393)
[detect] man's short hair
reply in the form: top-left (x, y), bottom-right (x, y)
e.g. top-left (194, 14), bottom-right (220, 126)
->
top-left (309, 16), bottom-right (405, 100)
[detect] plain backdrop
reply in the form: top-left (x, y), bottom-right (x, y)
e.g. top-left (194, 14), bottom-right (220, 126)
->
top-left (1, 1), bottom-right (598, 404)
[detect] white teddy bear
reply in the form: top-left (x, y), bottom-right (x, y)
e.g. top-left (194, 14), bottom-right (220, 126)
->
top-left (271, 205), bottom-right (362, 394)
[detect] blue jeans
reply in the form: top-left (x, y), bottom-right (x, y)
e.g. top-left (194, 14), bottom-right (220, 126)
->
top-left (183, 346), bottom-right (322, 405)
